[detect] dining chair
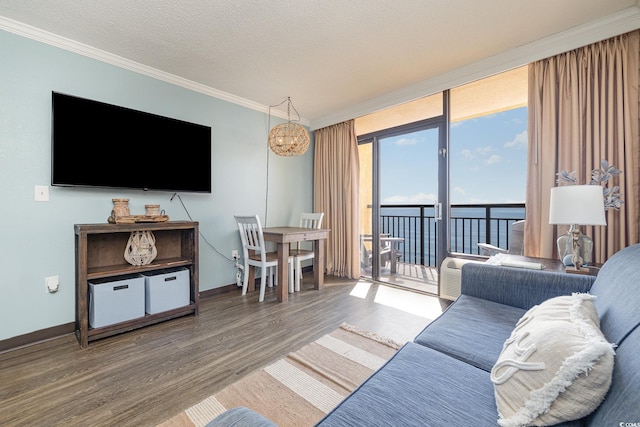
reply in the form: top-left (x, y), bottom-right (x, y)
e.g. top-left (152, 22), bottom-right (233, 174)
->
top-left (289, 212), bottom-right (324, 292)
top-left (234, 215), bottom-right (290, 302)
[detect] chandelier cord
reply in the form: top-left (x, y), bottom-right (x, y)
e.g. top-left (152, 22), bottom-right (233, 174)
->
top-left (265, 96), bottom-right (309, 223)
top-left (265, 97), bottom-right (285, 225)
top-left (268, 97), bottom-right (302, 123)
top-left (287, 98), bottom-right (302, 123)
top-left (265, 103), bottom-right (275, 226)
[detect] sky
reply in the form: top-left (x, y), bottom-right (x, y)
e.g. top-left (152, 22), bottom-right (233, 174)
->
top-left (380, 106), bottom-right (528, 205)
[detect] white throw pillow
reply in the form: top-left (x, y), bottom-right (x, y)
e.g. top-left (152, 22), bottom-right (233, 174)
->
top-left (490, 293), bottom-right (615, 427)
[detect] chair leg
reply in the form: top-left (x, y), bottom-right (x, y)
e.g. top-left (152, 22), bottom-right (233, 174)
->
top-left (295, 258), bottom-right (302, 292)
top-left (266, 266), bottom-right (272, 288)
top-left (289, 259), bottom-right (294, 293)
top-left (241, 263), bottom-right (250, 295)
top-left (271, 266), bottom-right (277, 287)
top-left (259, 265), bottom-right (267, 302)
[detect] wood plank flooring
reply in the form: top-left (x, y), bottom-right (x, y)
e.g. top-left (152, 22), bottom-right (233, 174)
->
top-left (0, 276), bottom-right (450, 427)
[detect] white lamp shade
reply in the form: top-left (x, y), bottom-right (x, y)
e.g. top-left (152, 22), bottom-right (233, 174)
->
top-left (549, 185), bottom-right (607, 225)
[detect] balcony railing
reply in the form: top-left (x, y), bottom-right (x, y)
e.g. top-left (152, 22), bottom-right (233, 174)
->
top-left (379, 203), bottom-right (525, 267)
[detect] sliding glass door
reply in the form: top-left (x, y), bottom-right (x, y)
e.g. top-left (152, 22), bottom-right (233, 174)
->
top-left (358, 115), bottom-right (447, 293)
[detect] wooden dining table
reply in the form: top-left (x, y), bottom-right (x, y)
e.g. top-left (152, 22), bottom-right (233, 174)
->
top-left (254, 226), bottom-right (330, 302)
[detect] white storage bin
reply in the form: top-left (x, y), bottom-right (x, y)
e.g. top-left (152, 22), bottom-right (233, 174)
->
top-left (142, 268), bottom-right (190, 314)
top-left (89, 274), bottom-right (145, 328)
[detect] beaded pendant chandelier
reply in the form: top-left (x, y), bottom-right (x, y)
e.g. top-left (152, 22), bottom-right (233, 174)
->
top-left (268, 97), bottom-right (310, 156)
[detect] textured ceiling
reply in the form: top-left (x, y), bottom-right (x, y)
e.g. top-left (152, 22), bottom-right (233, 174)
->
top-left (0, 0), bottom-right (638, 128)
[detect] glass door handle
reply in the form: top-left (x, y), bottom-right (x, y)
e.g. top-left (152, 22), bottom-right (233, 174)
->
top-left (434, 202), bottom-right (442, 221)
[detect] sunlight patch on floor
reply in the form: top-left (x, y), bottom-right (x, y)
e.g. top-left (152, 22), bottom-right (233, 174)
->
top-left (373, 285), bottom-right (444, 319)
top-left (349, 280), bottom-right (372, 299)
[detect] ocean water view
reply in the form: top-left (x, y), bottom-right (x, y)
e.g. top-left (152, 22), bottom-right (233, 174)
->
top-left (366, 106), bottom-right (529, 269)
top-left (379, 204), bottom-right (525, 267)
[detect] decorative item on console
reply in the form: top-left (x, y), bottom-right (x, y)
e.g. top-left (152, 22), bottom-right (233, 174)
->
top-left (124, 230), bottom-right (158, 266)
top-left (145, 204), bottom-right (161, 216)
top-left (108, 199), bottom-right (170, 223)
top-left (111, 198), bottom-right (130, 217)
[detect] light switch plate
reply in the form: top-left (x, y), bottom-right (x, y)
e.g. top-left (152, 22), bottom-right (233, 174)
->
top-left (34, 185), bottom-right (49, 202)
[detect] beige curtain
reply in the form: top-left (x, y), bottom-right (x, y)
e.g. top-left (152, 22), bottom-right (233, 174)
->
top-left (526, 30), bottom-right (640, 263)
top-left (314, 120), bottom-right (360, 278)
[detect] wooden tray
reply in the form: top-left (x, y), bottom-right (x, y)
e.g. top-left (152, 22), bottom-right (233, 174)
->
top-left (108, 215), bottom-right (170, 224)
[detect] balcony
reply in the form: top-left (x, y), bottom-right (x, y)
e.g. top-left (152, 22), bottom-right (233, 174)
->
top-left (362, 203), bottom-right (525, 294)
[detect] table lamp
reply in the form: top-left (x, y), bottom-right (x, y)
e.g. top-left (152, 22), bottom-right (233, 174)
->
top-left (549, 185), bottom-right (606, 270)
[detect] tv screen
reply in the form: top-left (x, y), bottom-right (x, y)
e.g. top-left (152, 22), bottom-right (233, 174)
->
top-left (51, 92), bottom-right (212, 193)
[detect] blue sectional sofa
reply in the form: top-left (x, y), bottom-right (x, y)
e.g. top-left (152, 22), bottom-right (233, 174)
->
top-left (209, 243), bottom-right (640, 426)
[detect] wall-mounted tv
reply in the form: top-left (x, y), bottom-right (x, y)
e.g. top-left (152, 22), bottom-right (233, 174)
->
top-left (51, 92), bottom-right (212, 193)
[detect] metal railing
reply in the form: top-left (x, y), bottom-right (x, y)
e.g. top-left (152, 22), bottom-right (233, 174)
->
top-left (378, 203), bottom-right (525, 267)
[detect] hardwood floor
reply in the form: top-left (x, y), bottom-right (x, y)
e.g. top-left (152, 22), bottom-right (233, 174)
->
top-left (0, 275), bottom-right (450, 427)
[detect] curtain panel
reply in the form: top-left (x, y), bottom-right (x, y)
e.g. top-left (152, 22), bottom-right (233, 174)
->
top-left (313, 120), bottom-right (361, 278)
top-left (526, 30), bottom-right (640, 263)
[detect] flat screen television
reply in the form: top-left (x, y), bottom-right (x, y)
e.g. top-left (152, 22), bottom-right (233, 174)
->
top-left (51, 92), bottom-right (212, 193)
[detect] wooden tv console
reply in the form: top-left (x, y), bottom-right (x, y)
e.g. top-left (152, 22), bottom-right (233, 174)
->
top-left (74, 221), bottom-right (199, 348)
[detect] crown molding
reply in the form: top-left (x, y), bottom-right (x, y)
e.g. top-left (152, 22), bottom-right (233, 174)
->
top-left (2, 7), bottom-right (638, 131)
top-left (311, 6), bottom-right (640, 130)
top-left (0, 15), bottom-right (306, 125)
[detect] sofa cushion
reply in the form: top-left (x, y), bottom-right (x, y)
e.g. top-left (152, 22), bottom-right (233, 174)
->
top-left (316, 342), bottom-right (500, 427)
top-left (461, 263), bottom-right (595, 310)
top-left (414, 294), bottom-right (526, 371)
top-left (589, 243), bottom-right (640, 345)
top-left (587, 325), bottom-right (640, 425)
top-left (491, 294), bottom-right (615, 427)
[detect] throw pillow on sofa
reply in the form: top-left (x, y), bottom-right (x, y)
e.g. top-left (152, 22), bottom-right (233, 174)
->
top-left (490, 293), bottom-right (615, 427)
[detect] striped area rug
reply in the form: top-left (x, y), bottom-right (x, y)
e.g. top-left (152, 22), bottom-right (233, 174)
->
top-left (159, 323), bottom-right (402, 427)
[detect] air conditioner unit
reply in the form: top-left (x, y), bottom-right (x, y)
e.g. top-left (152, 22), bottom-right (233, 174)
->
top-left (439, 257), bottom-right (484, 301)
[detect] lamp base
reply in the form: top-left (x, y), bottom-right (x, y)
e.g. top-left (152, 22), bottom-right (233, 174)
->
top-left (557, 224), bottom-right (593, 267)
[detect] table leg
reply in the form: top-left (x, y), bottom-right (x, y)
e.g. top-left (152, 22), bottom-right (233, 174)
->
top-left (313, 239), bottom-right (325, 290)
top-left (277, 242), bottom-right (289, 302)
top-left (247, 249), bottom-right (257, 292)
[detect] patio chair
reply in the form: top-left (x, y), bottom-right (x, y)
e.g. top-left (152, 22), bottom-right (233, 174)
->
top-left (477, 220), bottom-right (525, 256)
top-left (360, 234), bottom-right (394, 270)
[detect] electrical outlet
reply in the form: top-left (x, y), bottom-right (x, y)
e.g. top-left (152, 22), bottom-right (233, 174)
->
top-left (232, 249), bottom-right (239, 260)
top-left (45, 275), bottom-right (59, 293)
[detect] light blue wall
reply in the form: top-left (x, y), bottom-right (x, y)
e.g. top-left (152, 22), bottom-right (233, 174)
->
top-left (0, 30), bottom-right (314, 341)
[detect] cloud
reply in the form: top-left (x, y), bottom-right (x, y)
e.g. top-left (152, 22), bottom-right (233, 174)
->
top-left (476, 146), bottom-right (494, 156)
top-left (486, 154), bottom-right (502, 165)
top-left (394, 137), bottom-right (418, 146)
top-left (504, 130), bottom-right (527, 149)
top-left (453, 186), bottom-right (465, 195)
top-left (461, 149), bottom-right (473, 159)
top-left (383, 192), bottom-right (437, 204)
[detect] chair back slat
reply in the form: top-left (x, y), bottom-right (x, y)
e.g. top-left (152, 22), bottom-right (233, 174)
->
top-left (234, 215), bottom-right (266, 261)
top-left (295, 212), bottom-right (324, 252)
top-left (299, 212), bottom-right (324, 229)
